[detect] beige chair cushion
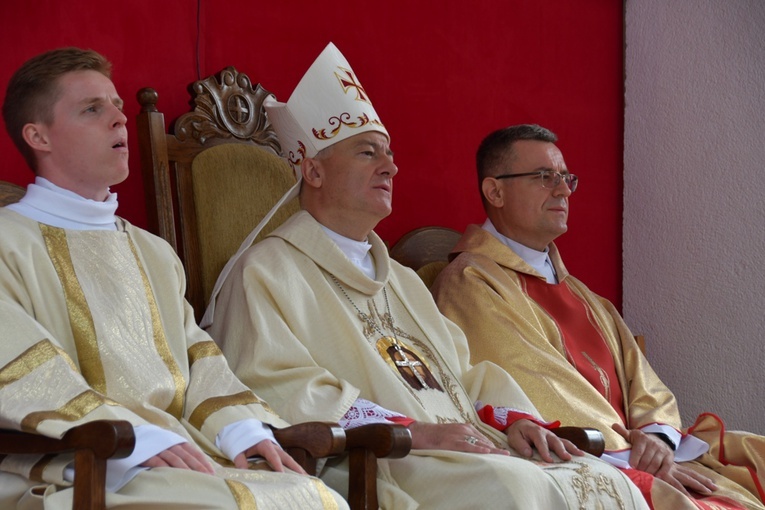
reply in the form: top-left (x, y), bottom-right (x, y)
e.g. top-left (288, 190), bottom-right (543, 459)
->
top-left (191, 144), bottom-right (300, 304)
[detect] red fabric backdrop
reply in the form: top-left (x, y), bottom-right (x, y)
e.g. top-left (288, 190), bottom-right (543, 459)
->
top-left (0, 0), bottom-right (624, 307)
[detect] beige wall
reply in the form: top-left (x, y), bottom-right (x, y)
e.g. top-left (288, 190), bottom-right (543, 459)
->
top-left (624, 0), bottom-right (765, 434)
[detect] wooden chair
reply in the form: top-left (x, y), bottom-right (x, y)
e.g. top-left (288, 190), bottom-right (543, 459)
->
top-left (136, 67), bottom-right (411, 510)
top-left (0, 180), bottom-right (26, 205)
top-left (390, 226), bottom-right (462, 287)
top-left (0, 420), bottom-right (135, 510)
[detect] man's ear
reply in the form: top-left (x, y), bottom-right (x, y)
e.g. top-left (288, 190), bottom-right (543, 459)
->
top-left (21, 123), bottom-right (51, 154)
top-left (481, 177), bottom-right (504, 208)
top-left (301, 157), bottom-right (323, 189)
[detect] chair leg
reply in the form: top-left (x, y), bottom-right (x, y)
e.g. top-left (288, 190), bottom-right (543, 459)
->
top-left (347, 447), bottom-right (378, 510)
top-left (72, 449), bottom-right (107, 510)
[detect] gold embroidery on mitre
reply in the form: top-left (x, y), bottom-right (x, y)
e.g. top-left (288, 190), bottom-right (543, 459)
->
top-left (127, 236), bottom-right (186, 419)
top-left (312, 112), bottom-right (382, 141)
top-left (41, 225), bottom-right (107, 393)
top-left (287, 139), bottom-right (307, 169)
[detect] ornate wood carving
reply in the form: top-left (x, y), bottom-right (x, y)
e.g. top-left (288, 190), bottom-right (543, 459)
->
top-left (173, 67), bottom-right (282, 155)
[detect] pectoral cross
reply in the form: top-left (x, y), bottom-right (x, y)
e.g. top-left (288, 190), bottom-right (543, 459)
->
top-left (391, 344), bottom-right (430, 389)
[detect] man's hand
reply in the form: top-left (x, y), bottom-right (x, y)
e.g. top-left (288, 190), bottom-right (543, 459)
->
top-left (505, 419), bottom-right (584, 463)
top-left (408, 421), bottom-right (509, 455)
top-left (612, 423), bottom-right (718, 496)
top-left (233, 439), bottom-right (307, 474)
top-left (612, 423), bottom-right (675, 475)
top-left (141, 442), bottom-right (215, 474)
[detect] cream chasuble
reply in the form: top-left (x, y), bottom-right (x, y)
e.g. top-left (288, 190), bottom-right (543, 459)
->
top-left (433, 224), bottom-right (765, 510)
top-left (0, 208), bottom-right (343, 510)
top-left (210, 210), bottom-right (649, 510)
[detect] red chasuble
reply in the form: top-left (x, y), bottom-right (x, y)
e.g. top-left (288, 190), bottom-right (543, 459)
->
top-left (519, 274), bottom-right (627, 424)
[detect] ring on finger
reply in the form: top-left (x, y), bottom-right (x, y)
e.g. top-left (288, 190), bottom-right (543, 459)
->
top-left (464, 435), bottom-right (479, 445)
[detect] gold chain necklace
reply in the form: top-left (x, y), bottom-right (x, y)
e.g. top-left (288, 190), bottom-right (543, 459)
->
top-left (328, 274), bottom-right (431, 389)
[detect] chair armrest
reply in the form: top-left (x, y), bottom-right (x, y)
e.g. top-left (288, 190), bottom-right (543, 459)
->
top-left (0, 420), bottom-right (135, 459)
top-left (345, 423), bottom-right (412, 459)
top-left (553, 426), bottom-right (605, 457)
top-left (345, 423), bottom-right (412, 510)
top-left (274, 422), bottom-right (346, 475)
top-left (0, 420), bottom-right (135, 510)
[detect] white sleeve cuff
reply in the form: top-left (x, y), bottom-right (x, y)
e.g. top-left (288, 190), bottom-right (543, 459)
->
top-left (64, 424), bottom-right (187, 492)
top-left (216, 419), bottom-right (275, 461)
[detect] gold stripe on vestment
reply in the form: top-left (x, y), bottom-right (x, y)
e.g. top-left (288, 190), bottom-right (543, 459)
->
top-left (127, 236), bottom-right (185, 419)
top-left (29, 454), bottom-right (55, 482)
top-left (21, 389), bottom-right (110, 432)
top-left (188, 340), bottom-right (223, 365)
top-left (0, 340), bottom-right (77, 389)
top-left (41, 225), bottom-right (106, 392)
top-left (188, 390), bottom-right (263, 430)
top-left (224, 479), bottom-right (258, 509)
top-left (312, 478), bottom-right (340, 509)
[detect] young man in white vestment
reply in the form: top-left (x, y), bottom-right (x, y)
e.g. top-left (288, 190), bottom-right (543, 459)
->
top-left (0, 47), bottom-right (347, 510)
top-left (206, 42), bottom-right (649, 509)
top-left (431, 123), bottom-right (765, 510)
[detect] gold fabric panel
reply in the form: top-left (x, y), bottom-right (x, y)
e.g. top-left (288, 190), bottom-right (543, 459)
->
top-left (224, 479), bottom-right (258, 510)
top-left (21, 389), bottom-right (108, 432)
top-left (127, 237), bottom-right (185, 419)
top-left (188, 390), bottom-right (262, 430)
top-left (29, 454), bottom-right (55, 483)
top-left (0, 340), bottom-right (60, 389)
top-left (311, 478), bottom-right (340, 510)
top-left (188, 340), bottom-right (223, 365)
top-left (40, 224), bottom-right (106, 392)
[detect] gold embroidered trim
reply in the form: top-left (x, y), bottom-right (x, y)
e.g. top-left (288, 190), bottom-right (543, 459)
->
top-left (582, 351), bottom-right (612, 403)
top-left (188, 341), bottom-right (223, 366)
top-left (224, 479), bottom-right (258, 509)
top-left (312, 112), bottom-right (383, 141)
top-left (41, 225), bottom-right (106, 392)
top-left (29, 454), bottom-right (55, 482)
top-left (0, 340), bottom-right (69, 389)
top-left (188, 390), bottom-right (264, 430)
top-left (311, 477), bottom-right (340, 510)
top-left (127, 237), bottom-right (185, 419)
top-left (550, 461), bottom-right (626, 510)
top-left (21, 389), bottom-right (110, 432)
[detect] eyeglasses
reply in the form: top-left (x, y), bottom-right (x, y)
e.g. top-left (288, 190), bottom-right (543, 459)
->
top-left (493, 170), bottom-right (578, 193)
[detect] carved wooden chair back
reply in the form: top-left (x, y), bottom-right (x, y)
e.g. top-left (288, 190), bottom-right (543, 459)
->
top-left (137, 68), bottom-right (299, 321)
top-left (390, 226), bottom-right (462, 287)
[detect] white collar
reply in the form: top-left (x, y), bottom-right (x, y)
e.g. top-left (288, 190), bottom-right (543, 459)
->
top-left (482, 218), bottom-right (557, 283)
top-left (7, 177), bottom-right (119, 230)
top-left (320, 225), bottom-right (376, 279)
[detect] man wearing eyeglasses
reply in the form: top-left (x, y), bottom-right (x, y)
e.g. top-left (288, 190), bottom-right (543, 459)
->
top-left (432, 124), bottom-right (765, 509)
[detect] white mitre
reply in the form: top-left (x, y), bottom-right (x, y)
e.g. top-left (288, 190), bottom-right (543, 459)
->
top-left (201, 42), bottom-right (388, 327)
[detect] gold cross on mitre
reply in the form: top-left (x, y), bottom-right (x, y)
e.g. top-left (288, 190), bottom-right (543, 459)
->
top-left (335, 67), bottom-right (370, 104)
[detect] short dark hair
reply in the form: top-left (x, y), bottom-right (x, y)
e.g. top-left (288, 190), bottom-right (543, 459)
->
top-left (2, 47), bottom-right (112, 172)
top-left (476, 124), bottom-right (557, 204)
